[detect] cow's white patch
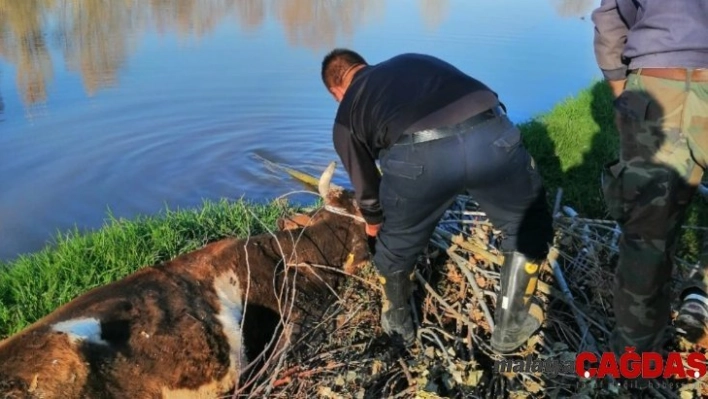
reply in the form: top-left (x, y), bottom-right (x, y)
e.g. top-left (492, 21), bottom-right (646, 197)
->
top-left (213, 270), bottom-right (247, 377)
top-left (52, 317), bottom-right (108, 345)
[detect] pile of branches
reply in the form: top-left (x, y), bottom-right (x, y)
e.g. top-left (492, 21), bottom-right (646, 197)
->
top-left (231, 190), bottom-right (708, 399)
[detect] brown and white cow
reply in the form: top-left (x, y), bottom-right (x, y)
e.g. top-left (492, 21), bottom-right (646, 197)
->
top-left (0, 162), bottom-right (371, 399)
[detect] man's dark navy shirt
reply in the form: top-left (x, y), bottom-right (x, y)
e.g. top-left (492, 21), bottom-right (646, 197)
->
top-left (332, 53), bottom-right (501, 225)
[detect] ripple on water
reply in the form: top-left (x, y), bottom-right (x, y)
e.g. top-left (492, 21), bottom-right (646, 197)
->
top-left (0, 0), bottom-right (601, 262)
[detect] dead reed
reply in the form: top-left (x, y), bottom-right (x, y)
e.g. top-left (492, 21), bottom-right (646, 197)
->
top-left (231, 190), bottom-right (708, 399)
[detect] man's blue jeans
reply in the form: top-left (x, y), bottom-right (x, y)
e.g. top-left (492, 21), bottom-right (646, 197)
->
top-left (373, 113), bottom-right (554, 278)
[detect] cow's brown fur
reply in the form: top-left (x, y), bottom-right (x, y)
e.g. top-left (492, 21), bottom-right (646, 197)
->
top-left (277, 213), bottom-right (315, 231)
top-left (0, 166), bottom-right (370, 399)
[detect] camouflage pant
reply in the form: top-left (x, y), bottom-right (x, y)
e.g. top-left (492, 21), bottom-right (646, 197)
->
top-left (601, 70), bottom-right (708, 353)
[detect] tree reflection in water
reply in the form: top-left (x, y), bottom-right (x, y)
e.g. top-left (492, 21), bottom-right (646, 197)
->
top-left (420, 0), bottom-right (450, 31)
top-left (0, 0), bottom-right (452, 107)
top-left (549, 0), bottom-right (595, 19)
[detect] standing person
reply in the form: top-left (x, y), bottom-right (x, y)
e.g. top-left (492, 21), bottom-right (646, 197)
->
top-left (319, 49), bottom-right (554, 353)
top-left (592, 0), bottom-right (708, 354)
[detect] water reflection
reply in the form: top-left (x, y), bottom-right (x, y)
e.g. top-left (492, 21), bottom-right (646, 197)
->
top-left (274, 0), bottom-right (384, 51)
top-left (233, 0), bottom-right (266, 32)
top-left (146, 0), bottom-right (237, 40)
top-left (0, 69), bottom-right (4, 119)
top-left (549, 0), bottom-right (596, 18)
top-left (0, 0), bottom-right (55, 104)
top-left (58, 0), bottom-right (140, 96)
top-left (0, 0), bottom-right (597, 108)
top-left (0, 0), bottom-right (600, 262)
top-left (0, 0), bottom-right (398, 106)
top-left (420, 0), bottom-right (450, 30)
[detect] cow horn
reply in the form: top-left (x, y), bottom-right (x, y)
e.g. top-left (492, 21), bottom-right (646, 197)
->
top-left (318, 161), bottom-right (337, 199)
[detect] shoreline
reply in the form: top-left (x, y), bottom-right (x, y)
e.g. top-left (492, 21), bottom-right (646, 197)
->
top-left (3, 80), bottom-right (706, 339)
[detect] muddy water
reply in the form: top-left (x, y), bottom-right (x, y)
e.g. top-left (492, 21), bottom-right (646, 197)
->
top-left (0, 0), bottom-right (600, 261)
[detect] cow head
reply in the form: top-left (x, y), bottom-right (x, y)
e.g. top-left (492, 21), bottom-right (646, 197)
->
top-left (277, 161), bottom-right (366, 231)
top-left (316, 161), bottom-right (363, 221)
top-left (276, 162), bottom-right (370, 274)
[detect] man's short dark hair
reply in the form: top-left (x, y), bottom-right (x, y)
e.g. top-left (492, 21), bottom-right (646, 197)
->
top-left (321, 48), bottom-right (367, 89)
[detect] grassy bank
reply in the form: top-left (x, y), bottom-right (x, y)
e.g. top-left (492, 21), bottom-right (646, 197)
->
top-left (0, 198), bottom-right (291, 338)
top-left (519, 80), bottom-right (707, 261)
top-left (519, 79), bottom-right (618, 217)
top-left (1, 80), bottom-right (705, 340)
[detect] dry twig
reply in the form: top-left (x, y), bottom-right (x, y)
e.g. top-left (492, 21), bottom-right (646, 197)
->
top-left (230, 190), bottom-right (708, 399)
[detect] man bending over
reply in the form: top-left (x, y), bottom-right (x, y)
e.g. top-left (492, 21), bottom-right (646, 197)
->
top-left (320, 49), bottom-right (554, 353)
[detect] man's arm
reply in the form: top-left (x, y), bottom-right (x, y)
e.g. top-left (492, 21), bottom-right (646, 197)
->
top-left (332, 123), bottom-right (383, 225)
top-left (591, 0), bottom-right (629, 97)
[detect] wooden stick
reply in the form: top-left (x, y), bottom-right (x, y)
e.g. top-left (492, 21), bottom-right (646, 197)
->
top-left (414, 270), bottom-right (477, 334)
top-left (547, 247), bottom-right (599, 353)
top-left (397, 358), bottom-right (415, 389)
top-left (435, 228), bottom-right (503, 265)
top-left (446, 250), bottom-right (495, 332)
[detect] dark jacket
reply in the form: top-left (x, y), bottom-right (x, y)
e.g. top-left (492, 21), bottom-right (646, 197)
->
top-left (332, 53), bottom-right (500, 224)
top-left (592, 0), bottom-right (708, 81)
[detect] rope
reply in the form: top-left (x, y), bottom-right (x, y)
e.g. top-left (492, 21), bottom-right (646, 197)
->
top-left (324, 204), bottom-right (367, 224)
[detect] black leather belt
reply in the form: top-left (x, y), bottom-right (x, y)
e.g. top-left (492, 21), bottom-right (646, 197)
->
top-left (394, 105), bottom-right (506, 146)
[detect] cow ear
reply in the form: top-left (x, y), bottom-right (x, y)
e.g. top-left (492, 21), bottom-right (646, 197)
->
top-left (277, 214), bottom-right (313, 231)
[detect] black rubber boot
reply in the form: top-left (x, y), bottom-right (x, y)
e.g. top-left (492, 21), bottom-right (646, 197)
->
top-left (380, 270), bottom-right (416, 346)
top-left (676, 290), bottom-right (708, 344)
top-left (491, 251), bottom-right (543, 353)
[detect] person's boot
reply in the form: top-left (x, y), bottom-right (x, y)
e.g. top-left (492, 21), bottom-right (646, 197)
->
top-left (491, 251), bottom-right (543, 353)
top-left (380, 270), bottom-right (416, 346)
top-left (676, 236), bottom-right (708, 346)
top-left (675, 289), bottom-right (708, 346)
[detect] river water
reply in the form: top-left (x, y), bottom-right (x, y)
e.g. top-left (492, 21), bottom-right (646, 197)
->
top-left (0, 0), bottom-right (601, 262)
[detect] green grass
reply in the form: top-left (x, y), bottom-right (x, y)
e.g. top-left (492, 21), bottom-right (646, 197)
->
top-left (1, 80), bottom-right (706, 339)
top-left (519, 79), bottom-right (619, 218)
top-left (0, 198), bottom-right (292, 338)
top-left (520, 79), bottom-right (708, 263)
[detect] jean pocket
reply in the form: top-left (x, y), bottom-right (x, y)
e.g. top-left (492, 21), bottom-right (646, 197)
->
top-left (601, 159), bottom-right (630, 221)
top-left (384, 159), bottom-right (424, 180)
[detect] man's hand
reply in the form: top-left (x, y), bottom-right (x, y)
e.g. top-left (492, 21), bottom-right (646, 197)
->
top-left (608, 79), bottom-right (626, 98)
top-left (365, 223), bottom-right (381, 237)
